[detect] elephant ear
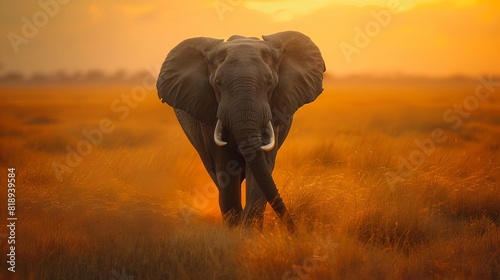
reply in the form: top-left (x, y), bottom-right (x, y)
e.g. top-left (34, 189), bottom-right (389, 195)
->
top-left (157, 37), bottom-right (223, 126)
top-left (263, 31), bottom-right (326, 119)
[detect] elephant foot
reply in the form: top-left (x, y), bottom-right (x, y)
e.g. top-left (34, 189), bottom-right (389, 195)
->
top-left (242, 215), bottom-right (264, 232)
top-left (222, 209), bottom-right (241, 227)
top-left (242, 200), bottom-right (266, 231)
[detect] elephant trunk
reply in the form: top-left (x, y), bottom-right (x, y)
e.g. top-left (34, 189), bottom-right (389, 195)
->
top-left (223, 104), bottom-right (296, 233)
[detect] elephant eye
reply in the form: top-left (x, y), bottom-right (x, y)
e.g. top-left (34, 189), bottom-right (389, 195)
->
top-left (215, 79), bottom-right (221, 88)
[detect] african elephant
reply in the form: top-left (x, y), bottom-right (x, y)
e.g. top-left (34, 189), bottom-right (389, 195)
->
top-left (157, 31), bottom-right (325, 233)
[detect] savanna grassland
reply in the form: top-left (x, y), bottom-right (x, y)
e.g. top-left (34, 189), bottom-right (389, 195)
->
top-left (0, 80), bottom-right (499, 279)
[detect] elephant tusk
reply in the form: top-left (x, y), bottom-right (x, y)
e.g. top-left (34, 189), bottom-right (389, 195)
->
top-left (214, 119), bottom-right (227, 147)
top-left (261, 121), bottom-right (275, 152)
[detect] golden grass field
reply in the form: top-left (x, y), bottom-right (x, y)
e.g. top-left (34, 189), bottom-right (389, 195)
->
top-left (0, 80), bottom-right (499, 279)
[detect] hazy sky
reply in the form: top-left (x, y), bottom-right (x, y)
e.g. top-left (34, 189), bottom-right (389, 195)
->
top-left (0, 0), bottom-right (499, 77)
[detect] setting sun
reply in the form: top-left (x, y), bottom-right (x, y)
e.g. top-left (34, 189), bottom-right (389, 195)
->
top-left (243, 0), bottom-right (439, 21)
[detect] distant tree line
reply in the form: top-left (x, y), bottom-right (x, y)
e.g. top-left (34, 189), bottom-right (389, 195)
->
top-left (0, 69), bottom-right (493, 86)
top-left (0, 69), bottom-right (156, 85)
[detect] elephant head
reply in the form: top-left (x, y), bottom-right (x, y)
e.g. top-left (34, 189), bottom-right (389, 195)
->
top-left (157, 31), bottom-right (325, 232)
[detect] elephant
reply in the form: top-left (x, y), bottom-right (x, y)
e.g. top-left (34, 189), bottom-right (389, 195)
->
top-left (157, 31), bottom-right (325, 233)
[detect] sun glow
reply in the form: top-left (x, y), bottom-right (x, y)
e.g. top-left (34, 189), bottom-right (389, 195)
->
top-left (243, 0), bottom-right (476, 21)
top-left (0, 0), bottom-right (498, 77)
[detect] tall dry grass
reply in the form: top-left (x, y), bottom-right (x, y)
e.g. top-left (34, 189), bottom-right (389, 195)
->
top-left (0, 81), bottom-right (498, 279)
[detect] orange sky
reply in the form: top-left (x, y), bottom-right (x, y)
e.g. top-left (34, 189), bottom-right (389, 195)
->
top-left (0, 0), bottom-right (499, 77)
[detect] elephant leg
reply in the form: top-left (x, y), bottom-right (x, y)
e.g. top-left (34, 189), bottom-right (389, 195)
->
top-left (176, 109), bottom-right (247, 226)
top-left (217, 170), bottom-right (244, 227)
top-left (242, 168), bottom-right (267, 230)
top-left (174, 109), bottom-right (218, 182)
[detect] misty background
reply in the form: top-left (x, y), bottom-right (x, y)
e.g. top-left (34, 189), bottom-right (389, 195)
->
top-left (1, 0), bottom-right (499, 84)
